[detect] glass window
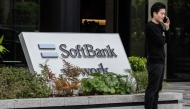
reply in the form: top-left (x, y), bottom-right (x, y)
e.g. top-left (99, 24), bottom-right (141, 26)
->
top-left (0, 0), bottom-right (39, 31)
top-left (0, 0), bottom-right (39, 67)
top-left (167, 0), bottom-right (190, 80)
top-left (131, 0), bottom-right (146, 57)
top-left (81, 0), bottom-right (106, 33)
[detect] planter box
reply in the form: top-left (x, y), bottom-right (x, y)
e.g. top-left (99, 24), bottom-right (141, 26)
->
top-left (0, 92), bottom-right (182, 109)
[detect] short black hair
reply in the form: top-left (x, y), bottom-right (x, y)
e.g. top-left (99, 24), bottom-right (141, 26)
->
top-left (151, 2), bottom-right (166, 18)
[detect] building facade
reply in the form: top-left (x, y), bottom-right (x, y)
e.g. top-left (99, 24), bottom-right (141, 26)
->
top-left (0, 0), bottom-right (189, 81)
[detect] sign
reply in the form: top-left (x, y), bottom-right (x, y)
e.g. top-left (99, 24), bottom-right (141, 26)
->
top-left (19, 32), bottom-right (131, 78)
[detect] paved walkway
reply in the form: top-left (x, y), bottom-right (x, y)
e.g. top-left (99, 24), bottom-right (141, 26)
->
top-left (163, 82), bottom-right (190, 109)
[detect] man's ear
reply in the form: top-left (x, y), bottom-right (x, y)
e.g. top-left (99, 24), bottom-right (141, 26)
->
top-left (153, 12), bottom-right (157, 17)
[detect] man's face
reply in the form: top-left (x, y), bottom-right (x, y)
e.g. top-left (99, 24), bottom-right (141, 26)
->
top-left (153, 9), bottom-right (166, 23)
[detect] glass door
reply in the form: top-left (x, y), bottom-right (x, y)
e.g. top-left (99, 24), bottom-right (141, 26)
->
top-left (167, 0), bottom-right (190, 81)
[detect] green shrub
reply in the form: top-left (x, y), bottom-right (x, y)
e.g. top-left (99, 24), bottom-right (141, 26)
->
top-left (81, 72), bottom-right (135, 95)
top-left (128, 56), bottom-right (147, 72)
top-left (0, 67), bottom-right (51, 99)
top-left (126, 69), bottom-right (168, 93)
top-left (126, 69), bottom-right (148, 93)
top-left (0, 35), bottom-right (9, 58)
top-left (127, 56), bottom-right (168, 93)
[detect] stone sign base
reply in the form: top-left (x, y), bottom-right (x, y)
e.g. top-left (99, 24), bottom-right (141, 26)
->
top-left (0, 92), bottom-right (182, 109)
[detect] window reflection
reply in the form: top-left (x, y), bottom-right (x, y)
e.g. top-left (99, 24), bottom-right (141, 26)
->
top-left (0, 0), bottom-right (39, 31)
top-left (167, 0), bottom-right (190, 80)
top-left (81, 0), bottom-right (106, 33)
top-left (0, 0), bottom-right (39, 67)
top-left (131, 0), bottom-right (146, 57)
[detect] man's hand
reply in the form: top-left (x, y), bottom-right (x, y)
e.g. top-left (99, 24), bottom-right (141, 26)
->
top-left (163, 16), bottom-right (170, 31)
top-left (162, 32), bottom-right (165, 37)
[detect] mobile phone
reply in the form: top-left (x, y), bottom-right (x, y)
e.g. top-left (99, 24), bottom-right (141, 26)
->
top-left (163, 17), bottom-right (168, 23)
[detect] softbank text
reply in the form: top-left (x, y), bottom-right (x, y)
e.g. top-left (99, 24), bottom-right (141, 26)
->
top-left (59, 44), bottom-right (117, 58)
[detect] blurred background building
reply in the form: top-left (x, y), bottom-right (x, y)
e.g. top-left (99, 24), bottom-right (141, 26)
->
top-left (0, 0), bottom-right (189, 82)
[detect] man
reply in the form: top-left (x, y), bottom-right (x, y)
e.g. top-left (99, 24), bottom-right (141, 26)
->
top-left (144, 2), bottom-right (170, 109)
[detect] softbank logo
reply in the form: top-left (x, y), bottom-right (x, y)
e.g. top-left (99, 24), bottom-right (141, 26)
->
top-left (38, 44), bottom-right (117, 59)
top-left (38, 44), bottom-right (58, 58)
top-left (38, 44), bottom-right (111, 75)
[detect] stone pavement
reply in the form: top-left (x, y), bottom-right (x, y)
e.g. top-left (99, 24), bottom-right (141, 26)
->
top-left (163, 82), bottom-right (190, 109)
